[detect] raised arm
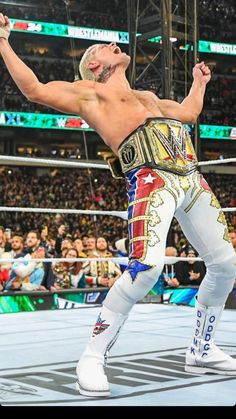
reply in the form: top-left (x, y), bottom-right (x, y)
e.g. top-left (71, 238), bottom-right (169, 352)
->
top-left (0, 14), bottom-right (96, 114)
top-left (157, 62), bottom-right (211, 123)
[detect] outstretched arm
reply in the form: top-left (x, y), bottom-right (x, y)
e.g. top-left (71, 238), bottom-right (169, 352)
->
top-left (157, 62), bottom-right (211, 123)
top-left (0, 14), bottom-right (96, 114)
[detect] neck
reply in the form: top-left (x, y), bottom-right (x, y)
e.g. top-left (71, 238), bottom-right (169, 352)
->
top-left (96, 65), bottom-right (116, 83)
top-left (98, 250), bottom-right (106, 256)
top-left (15, 249), bottom-right (22, 255)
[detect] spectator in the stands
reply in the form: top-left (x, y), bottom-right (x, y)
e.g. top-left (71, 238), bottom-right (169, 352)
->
top-left (52, 248), bottom-right (86, 289)
top-left (229, 231), bottom-right (236, 251)
top-left (5, 247), bottom-right (46, 291)
top-left (0, 226), bottom-right (7, 256)
top-left (24, 230), bottom-right (40, 253)
top-left (40, 225), bottom-right (49, 248)
top-left (113, 237), bottom-right (129, 272)
top-left (83, 237), bottom-right (121, 288)
top-left (81, 234), bottom-right (89, 253)
top-left (73, 238), bottom-right (87, 258)
top-left (61, 237), bottom-right (74, 257)
top-left (85, 236), bottom-right (97, 257)
top-left (162, 246), bottom-right (180, 288)
top-left (175, 246), bottom-right (206, 286)
top-left (10, 235), bottom-right (24, 257)
top-left (0, 252), bottom-right (11, 291)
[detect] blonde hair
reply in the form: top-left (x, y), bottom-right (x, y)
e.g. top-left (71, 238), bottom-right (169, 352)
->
top-left (79, 44), bottom-right (100, 80)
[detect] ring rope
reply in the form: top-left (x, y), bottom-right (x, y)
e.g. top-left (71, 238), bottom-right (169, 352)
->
top-left (221, 207), bottom-right (236, 212)
top-left (0, 155), bottom-right (108, 169)
top-left (0, 155), bottom-right (235, 169)
top-left (198, 158), bottom-right (236, 166)
top-left (0, 256), bottom-right (203, 264)
top-left (0, 206), bottom-right (128, 219)
top-left (0, 206), bottom-right (234, 219)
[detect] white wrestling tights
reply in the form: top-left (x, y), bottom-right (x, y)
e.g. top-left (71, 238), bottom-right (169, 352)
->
top-left (104, 168), bottom-right (236, 315)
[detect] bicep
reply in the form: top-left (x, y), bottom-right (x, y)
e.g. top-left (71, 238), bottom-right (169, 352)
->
top-left (158, 99), bottom-right (196, 124)
top-left (31, 80), bottom-right (91, 115)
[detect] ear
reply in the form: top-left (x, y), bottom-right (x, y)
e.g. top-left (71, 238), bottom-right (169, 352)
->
top-left (88, 61), bottom-right (100, 72)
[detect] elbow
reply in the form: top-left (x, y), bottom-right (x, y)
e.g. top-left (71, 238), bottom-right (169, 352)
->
top-left (26, 90), bottom-right (40, 103)
top-left (186, 111), bottom-right (199, 124)
top-left (190, 114), bottom-right (198, 124)
top-left (191, 105), bottom-right (203, 123)
top-left (26, 93), bottom-right (36, 102)
top-left (25, 84), bottom-right (42, 103)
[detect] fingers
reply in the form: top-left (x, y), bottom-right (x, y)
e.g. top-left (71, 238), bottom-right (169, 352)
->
top-left (0, 13), bottom-right (5, 25)
top-left (4, 16), bottom-right (10, 25)
top-left (195, 61), bottom-right (211, 75)
top-left (0, 13), bottom-right (8, 26)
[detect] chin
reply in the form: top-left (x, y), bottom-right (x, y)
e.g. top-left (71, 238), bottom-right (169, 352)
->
top-left (121, 54), bottom-right (131, 67)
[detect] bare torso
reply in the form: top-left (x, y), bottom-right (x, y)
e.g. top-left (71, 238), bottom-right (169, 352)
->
top-left (79, 83), bottom-right (164, 154)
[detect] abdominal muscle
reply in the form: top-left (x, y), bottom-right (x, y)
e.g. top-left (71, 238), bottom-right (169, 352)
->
top-left (97, 109), bottom-right (157, 153)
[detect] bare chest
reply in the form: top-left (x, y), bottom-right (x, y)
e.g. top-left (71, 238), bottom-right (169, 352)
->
top-left (117, 90), bottom-right (160, 115)
top-left (98, 86), bottom-right (159, 112)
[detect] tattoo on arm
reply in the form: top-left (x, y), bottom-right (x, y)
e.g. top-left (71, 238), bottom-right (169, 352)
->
top-left (97, 65), bottom-right (116, 83)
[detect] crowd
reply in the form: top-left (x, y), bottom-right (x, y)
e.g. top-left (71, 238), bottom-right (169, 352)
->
top-left (0, 225), bottom-right (235, 294)
top-left (0, 230), bottom-right (123, 292)
top-left (0, 167), bottom-right (235, 243)
top-left (0, 166), bottom-right (235, 293)
top-left (199, 0), bottom-right (235, 43)
top-left (0, 168), bottom-right (128, 241)
top-left (1, 0), bottom-right (235, 43)
top-left (0, 59), bottom-right (74, 114)
top-left (201, 74), bottom-right (236, 126)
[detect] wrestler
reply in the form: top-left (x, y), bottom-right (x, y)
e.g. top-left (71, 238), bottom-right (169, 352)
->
top-left (0, 13), bottom-right (235, 397)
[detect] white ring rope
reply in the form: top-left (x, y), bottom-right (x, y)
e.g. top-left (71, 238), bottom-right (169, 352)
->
top-left (0, 154), bottom-right (235, 169)
top-left (0, 256), bottom-right (202, 264)
top-left (0, 206), bottom-right (234, 219)
top-left (0, 206), bottom-right (127, 219)
top-left (198, 157), bottom-right (236, 166)
top-left (222, 207), bottom-right (236, 212)
top-left (0, 155), bottom-right (108, 169)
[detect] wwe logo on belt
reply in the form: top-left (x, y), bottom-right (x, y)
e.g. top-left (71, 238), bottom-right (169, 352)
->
top-left (121, 144), bottom-right (136, 165)
top-left (155, 124), bottom-right (187, 160)
top-left (92, 313), bottom-right (110, 336)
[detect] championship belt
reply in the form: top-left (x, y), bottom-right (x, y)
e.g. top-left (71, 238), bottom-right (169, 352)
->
top-left (118, 118), bottom-right (198, 176)
top-left (104, 153), bottom-right (124, 179)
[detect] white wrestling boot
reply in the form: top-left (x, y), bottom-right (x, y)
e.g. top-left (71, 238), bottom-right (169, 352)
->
top-left (185, 299), bottom-right (236, 375)
top-left (76, 306), bottom-right (128, 397)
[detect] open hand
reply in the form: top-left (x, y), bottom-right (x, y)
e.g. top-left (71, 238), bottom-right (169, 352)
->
top-left (193, 61), bottom-right (211, 85)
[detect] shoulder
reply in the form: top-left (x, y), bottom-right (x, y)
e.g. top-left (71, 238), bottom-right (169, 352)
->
top-left (134, 89), bottom-right (161, 104)
top-left (72, 79), bottom-right (100, 102)
top-left (74, 80), bottom-right (96, 88)
top-left (133, 89), bottom-right (157, 97)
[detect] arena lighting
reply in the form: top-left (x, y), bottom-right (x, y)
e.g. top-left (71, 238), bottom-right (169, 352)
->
top-left (0, 111), bottom-right (93, 131)
top-left (8, 18), bottom-right (236, 56)
top-left (0, 111), bottom-right (235, 140)
top-left (9, 18), bottom-right (130, 43)
top-left (180, 40), bottom-right (236, 56)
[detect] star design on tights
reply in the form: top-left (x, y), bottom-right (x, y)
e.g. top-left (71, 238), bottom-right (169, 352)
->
top-left (143, 173), bottom-right (156, 184)
top-left (127, 260), bottom-right (152, 282)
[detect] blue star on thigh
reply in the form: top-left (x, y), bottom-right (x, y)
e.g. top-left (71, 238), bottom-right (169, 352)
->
top-left (126, 260), bottom-right (153, 282)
